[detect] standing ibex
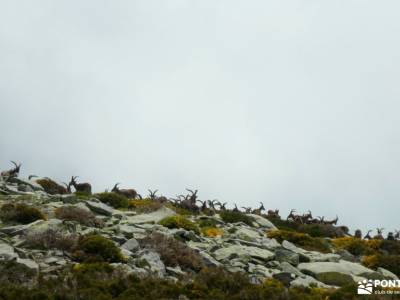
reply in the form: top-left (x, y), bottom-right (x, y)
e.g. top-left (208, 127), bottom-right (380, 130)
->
top-left (232, 204), bottom-right (239, 212)
top-left (387, 232), bottom-right (395, 240)
top-left (69, 176), bottom-right (92, 194)
top-left (252, 202), bottom-right (265, 215)
top-left (112, 183), bottom-right (137, 198)
top-left (395, 230), bottom-right (400, 240)
top-left (1, 161), bottom-right (21, 179)
top-left (179, 189), bottom-right (199, 212)
top-left (373, 228), bottom-right (384, 240)
top-left (323, 215), bottom-right (338, 225)
top-left (364, 230), bottom-right (373, 240)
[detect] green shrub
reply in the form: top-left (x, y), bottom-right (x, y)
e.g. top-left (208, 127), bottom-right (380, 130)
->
top-left (139, 232), bottom-right (205, 272)
top-left (74, 191), bottom-right (92, 199)
top-left (159, 215), bottom-right (199, 234)
top-left (0, 203), bottom-right (46, 224)
top-left (219, 210), bottom-right (255, 226)
top-left (36, 178), bottom-right (67, 195)
top-left (73, 234), bottom-right (124, 263)
top-left (198, 218), bottom-right (218, 228)
top-left (268, 230), bottom-right (331, 253)
top-left (95, 192), bottom-right (129, 209)
top-left (55, 206), bottom-right (103, 227)
top-left (315, 272), bottom-right (353, 287)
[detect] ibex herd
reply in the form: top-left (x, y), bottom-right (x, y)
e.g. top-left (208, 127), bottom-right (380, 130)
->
top-left (2, 161), bottom-right (399, 241)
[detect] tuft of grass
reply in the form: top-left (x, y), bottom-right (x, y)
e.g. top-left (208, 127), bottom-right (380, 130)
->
top-left (219, 210), bottom-right (255, 226)
top-left (24, 228), bottom-right (77, 252)
top-left (159, 215), bottom-right (199, 234)
top-left (268, 229), bottom-right (331, 253)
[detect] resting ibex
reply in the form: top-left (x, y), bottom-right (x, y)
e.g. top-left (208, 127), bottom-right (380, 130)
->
top-left (395, 230), bottom-right (400, 240)
top-left (232, 204), bottom-right (239, 212)
top-left (112, 183), bottom-right (137, 198)
top-left (252, 202), bottom-right (265, 215)
top-left (323, 215), bottom-right (338, 225)
top-left (69, 176), bottom-right (92, 194)
top-left (287, 209), bottom-right (302, 223)
top-left (1, 161), bottom-right (21, 179)
top-left (215, 201), bottom-right (227, 211)
top-left (241, 207), bottom-right (252, 214)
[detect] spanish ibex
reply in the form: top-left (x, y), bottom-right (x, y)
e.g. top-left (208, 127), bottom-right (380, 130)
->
top-left (267, 209), bottom-right (280, 218)
top-left (111, 183), bottom-right (137, 198)
top-left (1, 161), bottom-right (21, 179)
top-left (252, 202), bottom-right (265, 215)
top-left (69, 176), bottom-right (92, 194)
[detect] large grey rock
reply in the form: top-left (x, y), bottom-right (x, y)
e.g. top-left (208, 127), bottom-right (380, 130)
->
top-left (282, 240), bottom-right (340, 262)
top-left (16, 258), bottom-right (39, 272)
top-left (126, 206), bottom-right (176, 224)
top-left (234, 227), bottom-right (262, 241)
top-left (248, 263), bottom-right (277, 278)
top-left (275, 248), bottom-right (300, 266)
top-left (119, 225), bottom-right (146, 238)
top-left (121, 238), bottom-right (140, 252)
top-left (279, 261), bottom-right (304, 277)
top-left (213, 245), bottom-right (275, 262)
top-left (290, 274), bottom-right (331, 288)
top-left (8, 178), bottom-right (44, 191)
top-left (0, 241), bottom-right (18, 261)
top-left (139, 250), bottom-right (166, 277)
top-left (377, 267), bottom-right (399, 280)
top-left (298, 260), bottom-right (376, 277)
top-left (248, 214), bottom-right (277, 230)
top-left (86, 200), bottom-right (114, 216)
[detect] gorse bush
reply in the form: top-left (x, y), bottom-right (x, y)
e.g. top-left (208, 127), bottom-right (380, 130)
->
top-left (0, 203), bottom-right (46, 224)
top-left (332, 237), bottom-right (381, 256)
top-left (139, 232), bottom-right (205, 272)
top-left (268, 229), bottom-right (331, 253)
top-left (55, 206), bottom-right (104, 227)
top-left (95, 192), bottom-right (129, 209)
top-left (219, 210), bottom-right (255, 226)
top-left (159, 215), bottom-right (199, 234)
top-left (202, 227), bottom-right (224, 237)
top-left (73, 234), bottom-right (124, 263)
top-left (198, 218), bottom-right (219, 228)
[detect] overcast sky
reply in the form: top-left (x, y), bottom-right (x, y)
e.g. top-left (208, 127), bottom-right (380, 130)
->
top-left (1, 1), bottom-right (399, 234)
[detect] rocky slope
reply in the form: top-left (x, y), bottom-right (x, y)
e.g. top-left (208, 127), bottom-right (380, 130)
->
top-left (0, 175), bottom-right (399, 299)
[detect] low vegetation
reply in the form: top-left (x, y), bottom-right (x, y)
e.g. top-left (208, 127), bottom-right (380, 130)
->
top-left (202, 227), bottom-right (224, 237)
top-left (129, 198), bottom-right (162, 213)
top-left (332, 237), bottom-right (381, 256)
top-left (159, 215), bottom-right (199, 234)
top-left (362, 254), bottom-right (400, 276)
top-left (24, 229), bottom-right (77, 252)
top-left (55, 206), bottom-right (104, 227)
top-left (73, 234), bottom-right (125, 263)
top-left (268, 229), bottom-right (331, 253)
top-left (0, 263), bottom-right (390, 300)
top-left (0, 203), bottom-right (46, 224)
top-left (95, 192), bottom-right (129, 209)
top-left (219, 210), bottom-right (255, 226)
top-left (139, 232), bottom-right (205, 272)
